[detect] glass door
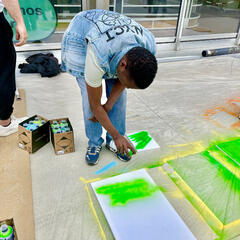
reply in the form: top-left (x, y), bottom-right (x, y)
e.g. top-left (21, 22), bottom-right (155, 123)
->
top-left (109, 0), bottom-right (182, 41)
top-left (181, 0), bottom-right (240, 40)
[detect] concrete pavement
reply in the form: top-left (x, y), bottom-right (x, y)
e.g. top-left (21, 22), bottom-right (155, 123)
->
top-left (15, 51), bottom-right (240, 240)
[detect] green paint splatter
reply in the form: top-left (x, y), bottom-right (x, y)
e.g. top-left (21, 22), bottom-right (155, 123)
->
top-left (207, 136), bottom-right (240, 150)
top-left (128, 131), bottom-right (152, 150)
top-left (169, 152), bottom-right (240, 226)
top-left (147, 162), bottom-right (162, 169)
top-left (96, 178), bottom-right (158, 206)
top-left (202, 150), bottom-right (240, 193)
top-left (205, 138), bottom-right (240, 178)
top-left (212, 139), bottom-right (240, 165)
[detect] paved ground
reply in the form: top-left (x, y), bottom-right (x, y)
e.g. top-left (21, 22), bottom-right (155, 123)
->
top-left (15, 51), bottom-right (240, 240)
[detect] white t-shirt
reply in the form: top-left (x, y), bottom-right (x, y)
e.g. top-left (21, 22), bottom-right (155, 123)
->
top-left (0, 0), bottom-right (4, 13)
top-left (85, 43), bottom-right (105, 88)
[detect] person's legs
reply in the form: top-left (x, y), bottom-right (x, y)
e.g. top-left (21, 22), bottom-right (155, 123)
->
top-left (76, 77), bottom-right (104, 148)
top-left (105, 79), bottom-right (127, 145)
top-left (76, 77), bottom-right (104, 165)
top-left (0, 13), bottom-right (16, 125)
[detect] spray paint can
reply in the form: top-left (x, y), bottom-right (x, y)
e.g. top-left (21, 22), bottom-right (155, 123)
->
top-left (0, 224), bottom-right (14, 240)
top-left (56, 129), bottom-right (62, 134)
top-left (51, 121), bottom-right (59, 129)
top-left (61, 128), bottom-right (66, 133)
top-left (52, 128), bottom-right (58, 134)
top-left (60, 122), bottom-right (68, 128)
top-left (41, 120), bottom-right (46, 125)
top-left (53, 126), bottom-right (60, 131)
top-left (33, 117), bottom-right (41, 125)
top-left (28, 125), bottom-right (37, 131)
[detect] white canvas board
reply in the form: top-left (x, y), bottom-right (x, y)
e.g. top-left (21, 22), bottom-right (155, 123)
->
top-left (91, 169), bottom-right (196, 240)
top-left (127, 131), bottom-right (160, 152)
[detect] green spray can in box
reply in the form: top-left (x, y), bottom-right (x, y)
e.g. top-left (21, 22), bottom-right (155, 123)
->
top-left (0, 224), bottom-right (14, 240)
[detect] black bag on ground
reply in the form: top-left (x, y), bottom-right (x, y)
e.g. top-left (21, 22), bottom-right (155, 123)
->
top-left (18, 53), bottom-right (61, 78)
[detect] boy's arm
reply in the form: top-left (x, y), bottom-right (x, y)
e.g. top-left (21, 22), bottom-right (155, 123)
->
top-left (86, 83), bottom-right (136, 157)
top-left (2, 0), bottom-right (27, 46)
top-left (103, 79), bottom-right (125, 113)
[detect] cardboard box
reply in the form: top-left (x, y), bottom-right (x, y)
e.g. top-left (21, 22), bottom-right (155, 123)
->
top-left (18, 115), bottom-right (50, 153)
top-left (0, 218), bottom-right (18, 240)
top-left (50, 118), bottom-right (75, 155)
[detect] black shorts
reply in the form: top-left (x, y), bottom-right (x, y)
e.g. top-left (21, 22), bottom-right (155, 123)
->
top-left (0, 12), bottom-right (16, 120)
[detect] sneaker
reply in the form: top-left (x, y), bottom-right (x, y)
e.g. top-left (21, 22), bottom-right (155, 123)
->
top-left (106, 140), bottom-right (131, 162)
top-left (0, 116), bottom-right (27, 137)
top-left (85, 146), bottom-right (102, 165)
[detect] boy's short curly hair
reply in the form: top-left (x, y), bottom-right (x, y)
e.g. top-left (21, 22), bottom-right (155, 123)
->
top-left (126, 47), bottom-right (158, 89)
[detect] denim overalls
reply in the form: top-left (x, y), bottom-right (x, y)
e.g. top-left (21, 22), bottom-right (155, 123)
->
top-left (61, 9), bottom-right (156, 147)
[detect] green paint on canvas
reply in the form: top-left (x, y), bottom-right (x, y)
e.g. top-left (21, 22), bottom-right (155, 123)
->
top-left (96, 178), bottom-right (158, 206)
top-left (128, 131), bottom-right (152, 150)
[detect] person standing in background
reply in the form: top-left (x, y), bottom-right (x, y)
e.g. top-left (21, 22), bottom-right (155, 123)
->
top-left (0, 0), bottom-right (28, 136)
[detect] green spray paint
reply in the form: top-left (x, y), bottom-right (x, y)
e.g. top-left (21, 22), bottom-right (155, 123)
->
top-left (96, 178), bottom-right (158, 206)
top-left (169, 151), bottom-right (240, 227)
top-left (202, 150), bottom-right (240, 193)
top-left (128, 131), bottom-right (152, 150)
top-left (212, 139), bottom-right (240, 166)
top-left (205, 138), bottom-right (240, 179)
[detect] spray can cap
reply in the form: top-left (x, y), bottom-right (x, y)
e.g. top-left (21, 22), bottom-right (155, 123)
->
top-left (1, 224), bottom-right (8, 233)
top-left (0, 224), bottom-right (13, 238)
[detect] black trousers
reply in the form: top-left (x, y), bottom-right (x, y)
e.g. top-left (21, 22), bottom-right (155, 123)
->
top-left (0, 12), bottom-right (16, 120)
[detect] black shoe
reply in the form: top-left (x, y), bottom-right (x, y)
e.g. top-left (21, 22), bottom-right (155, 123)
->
top-left (85, 146), bottom-right (102, 165)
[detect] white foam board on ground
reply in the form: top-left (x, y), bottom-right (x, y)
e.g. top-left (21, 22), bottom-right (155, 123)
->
top-left (91, 169), bottom-right (196, 240)
top-left (127, 131), bottom-right (160, 152)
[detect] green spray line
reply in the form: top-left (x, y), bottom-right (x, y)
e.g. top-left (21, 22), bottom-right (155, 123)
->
top-left (96, 178), bottom-right (159, 206)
